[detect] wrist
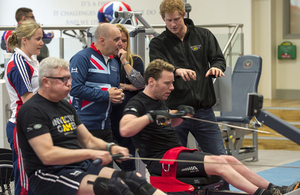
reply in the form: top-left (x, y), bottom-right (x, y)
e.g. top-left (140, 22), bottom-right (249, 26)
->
top-left (146, 113), bottom-right (154, 123)
top-left (124, 83), bottom-right (127, 90)
top-left (122, 61), bottom-right (130, 66)
top-left (106, 142), bottom-right (118, 154)
top-left (174, 68), bottom-right (178, 76)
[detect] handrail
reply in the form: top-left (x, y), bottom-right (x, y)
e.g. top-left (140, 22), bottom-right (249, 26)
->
top-left (151, 23), bottom-right (243, 29)
top-left (0, 23), bottom-right (243, 62)
top-left (0, 25), bottom-right (94, 31)
top-left (0, 25), bottom-right (96, 59)
top-left (222, 24), bottom-right (243, 56)
top-left (151, 23), bottom-right (244, 58)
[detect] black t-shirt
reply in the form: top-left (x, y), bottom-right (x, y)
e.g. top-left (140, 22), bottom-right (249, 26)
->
top-left (17, 93), bottom-right (82, 175)
top-left (123, 92), bottom-right (181, 172)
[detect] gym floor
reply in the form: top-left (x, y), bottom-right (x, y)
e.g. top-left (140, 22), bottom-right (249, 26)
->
top-left (230, 149), bottom-right (300, 192)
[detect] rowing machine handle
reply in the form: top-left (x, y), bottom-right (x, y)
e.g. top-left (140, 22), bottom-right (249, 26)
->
top-left (93, 153), bottom-right (131, 166)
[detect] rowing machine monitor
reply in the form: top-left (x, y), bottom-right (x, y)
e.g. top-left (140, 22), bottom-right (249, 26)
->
top-left (246, 93), bottom-right (263, 117)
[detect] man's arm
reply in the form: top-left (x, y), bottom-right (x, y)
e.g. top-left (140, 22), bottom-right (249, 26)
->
top-left (149, 38), bottom-right (169, 64)
top-left (174, 68), bottom-right (197, 81)
top-left (205, 67), bottom-right (225, 78)
top-left (21, 92), bottom-right (33, 103)
top-left (120, 111), bottom-right (186, 137)
top-left (169, 110), bottom-right (184, 127)
top-left (120, 114), bottom-right (150, 137)
top-left (76, 124), bottom-right (129, 157)
top-left (28, 132), bottom-right (113, 165)
top-left (150, 38), bottom-right (196, 82)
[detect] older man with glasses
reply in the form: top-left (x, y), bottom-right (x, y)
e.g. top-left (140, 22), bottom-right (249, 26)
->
top-left (16, 57), bottom-right (165, 195)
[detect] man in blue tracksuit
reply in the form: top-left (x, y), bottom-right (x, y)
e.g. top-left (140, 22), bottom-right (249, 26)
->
top-left (69, 23), bottom-right (124, 149)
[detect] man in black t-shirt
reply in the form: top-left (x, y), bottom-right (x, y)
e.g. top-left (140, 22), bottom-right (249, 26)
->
top-left (17, 57), bottom-right (165, 195)
top-left (120, 59), bottom-right (299, 195)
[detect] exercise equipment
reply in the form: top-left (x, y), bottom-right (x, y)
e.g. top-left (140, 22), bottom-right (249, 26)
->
top-left (247, 93), bottom-right (300, 146)
top-left (93, 153), bottom-right (300, 195)
top-left (63, 29), bottom-right (87, 49)
top-left (216, 55), bottom-right (262, 161)
top-left (86, 11), bottom-right (157, 65)
top-left (0, 148), bottom-right (14, 195)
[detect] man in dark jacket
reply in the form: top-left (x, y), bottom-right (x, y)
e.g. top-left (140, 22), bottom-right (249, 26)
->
top-left (149, 0), bottom-right (226, 157)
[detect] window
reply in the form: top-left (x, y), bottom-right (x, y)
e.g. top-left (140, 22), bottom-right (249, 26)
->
top-left (283, 0), bottom-right (300, 38)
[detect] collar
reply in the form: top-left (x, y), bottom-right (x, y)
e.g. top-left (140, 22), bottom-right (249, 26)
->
top-left (14, 47), bottom-right (38, 63)
top-left (90, 43), bottom-right (113, 59)
top-left (184, 18), bottom-right (194, 32)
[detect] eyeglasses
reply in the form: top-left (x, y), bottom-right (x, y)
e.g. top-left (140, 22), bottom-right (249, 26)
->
top-left (25, 15), bottom-right (35, 19)
top-left (46, 76), bottom-right (72, 84)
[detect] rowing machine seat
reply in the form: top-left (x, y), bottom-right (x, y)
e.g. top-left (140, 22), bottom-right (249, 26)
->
top-left (151, 175), bottom-right (223, 195)
top-left (149, 147), bottom-right (224, 194)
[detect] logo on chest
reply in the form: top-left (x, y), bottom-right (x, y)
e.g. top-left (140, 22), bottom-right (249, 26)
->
top-left (190, 45), bottom-right (201, 51)
top-left (52, 115), bottom-right (76, 135)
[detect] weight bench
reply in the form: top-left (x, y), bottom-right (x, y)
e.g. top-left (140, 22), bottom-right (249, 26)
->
top-left (216, 55), bottom-right (262, 161)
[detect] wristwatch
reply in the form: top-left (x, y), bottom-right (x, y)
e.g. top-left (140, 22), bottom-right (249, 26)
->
top-left (106, 142), bottom-right (118, 154)
top-left (122, 61), bottom-right (130, 66)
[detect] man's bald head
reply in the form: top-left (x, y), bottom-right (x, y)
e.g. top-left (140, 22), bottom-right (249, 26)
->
top-left (95, 23), bottom-right (118, 43)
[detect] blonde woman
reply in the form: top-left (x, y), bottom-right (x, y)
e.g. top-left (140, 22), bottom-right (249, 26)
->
top-left (110, 23), bottom-right (145, 171)
top-left (4, 20), bottom-right (43, 195)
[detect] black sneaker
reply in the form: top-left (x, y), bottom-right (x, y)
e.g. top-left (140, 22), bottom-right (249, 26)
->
top-left (271, 188), bottom-right (282, 195)
top-left (284, 181), bottom-right (300, 193)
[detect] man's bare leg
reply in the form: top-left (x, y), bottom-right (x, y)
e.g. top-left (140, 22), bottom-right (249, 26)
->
top-left (204, 155), bottom-right (261, 195)
top-left (221, 155), bottom-right (270, 189)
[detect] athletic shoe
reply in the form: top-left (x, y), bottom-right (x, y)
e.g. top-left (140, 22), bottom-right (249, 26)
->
top-left (271, 188), bottom-right (282, 195)
top-left (284, 181), bottom-right (300, 193)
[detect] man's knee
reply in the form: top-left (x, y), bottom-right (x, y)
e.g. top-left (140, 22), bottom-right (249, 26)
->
top-left (87, 176), bottom-right (133, 195)
top-left (112, 171), bottom-right (157, 195)
top-left (205, 155), bottom-right (230, 174)
top-left (221, 155), bottom-right (240, 163)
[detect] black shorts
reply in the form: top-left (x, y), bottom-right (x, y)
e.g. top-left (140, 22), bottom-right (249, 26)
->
top-left (29, 160), bottom-right (103, 195)
top-left (151, 151), bottom-right (209, 177)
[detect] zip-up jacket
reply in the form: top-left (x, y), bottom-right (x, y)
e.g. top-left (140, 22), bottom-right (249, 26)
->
top-left (4, 47), bottom-right (39, 123)
top-left (149, 18), bottom-right (226, 110)
top-left (69, 43), bottom-right (120, 131)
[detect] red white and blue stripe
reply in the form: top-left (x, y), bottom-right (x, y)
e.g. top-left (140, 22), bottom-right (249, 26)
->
top-left (98, 1), bottom-right (132, 22)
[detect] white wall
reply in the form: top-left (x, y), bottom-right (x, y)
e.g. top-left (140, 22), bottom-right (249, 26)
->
top-left (7, 0), bottom-right (299, 100)
top-left (251, 0), bottom-right (300, 99)
top-left (276, 0), bottom-right (300, 90)
top-left (0, 0), bottom-right (253, 58)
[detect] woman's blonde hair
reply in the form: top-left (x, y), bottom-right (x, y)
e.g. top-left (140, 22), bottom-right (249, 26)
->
top-left (114, 23), bottom-right (143, 67)
top-left (7, 20), bottom-right (41, 51)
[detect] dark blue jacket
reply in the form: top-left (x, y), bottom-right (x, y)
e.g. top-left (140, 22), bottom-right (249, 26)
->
top-left (69, 43), bottom-right (120, 131)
